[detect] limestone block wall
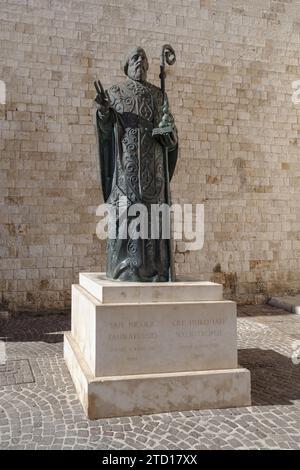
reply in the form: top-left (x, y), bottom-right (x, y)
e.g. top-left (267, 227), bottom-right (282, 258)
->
top-left (1, 0), bottom-right (300, 310)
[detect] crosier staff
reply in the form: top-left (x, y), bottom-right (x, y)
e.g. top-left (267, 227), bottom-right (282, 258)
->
top-left (153, 44), bottom-right (177, 282)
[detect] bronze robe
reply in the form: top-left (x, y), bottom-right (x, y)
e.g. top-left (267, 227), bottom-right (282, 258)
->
top-left (96, 78), bottom-right (178, 282)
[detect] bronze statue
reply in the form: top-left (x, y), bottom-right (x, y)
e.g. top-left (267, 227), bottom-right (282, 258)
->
top-left (95, 46), bottom-right (178, 282)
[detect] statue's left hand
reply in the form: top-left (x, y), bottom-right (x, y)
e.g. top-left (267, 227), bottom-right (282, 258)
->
top-left (156, 128), bottom-right (177, 150)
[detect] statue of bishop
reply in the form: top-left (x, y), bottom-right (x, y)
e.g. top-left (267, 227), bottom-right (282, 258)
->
top-left (95, 46), bottom-right (178, 282)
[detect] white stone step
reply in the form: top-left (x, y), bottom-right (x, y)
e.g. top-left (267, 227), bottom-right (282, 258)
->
top-left (79, 272), bottom-right (223, 304)
top-left (64, 331), bottom-right (251, 419)
top-left (268, 295), bottom-right (300, 314)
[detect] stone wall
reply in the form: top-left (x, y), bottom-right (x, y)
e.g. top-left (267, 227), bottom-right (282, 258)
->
top-left (1, 0), bottom-right (300, 310)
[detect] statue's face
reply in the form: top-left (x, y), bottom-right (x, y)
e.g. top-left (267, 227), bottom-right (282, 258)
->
top-left (126, 48), bottom-right (148, 82)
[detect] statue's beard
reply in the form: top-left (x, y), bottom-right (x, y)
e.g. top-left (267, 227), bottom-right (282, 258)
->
top-left (128, 65), bottom-right (147, 82)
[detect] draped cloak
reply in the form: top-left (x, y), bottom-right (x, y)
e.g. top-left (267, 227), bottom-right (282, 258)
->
top-left (96, 78), bottom-right (178, 282)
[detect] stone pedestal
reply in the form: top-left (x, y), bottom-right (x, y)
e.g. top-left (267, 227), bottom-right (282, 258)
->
top-left (64, 273), bottom-right (251, 419)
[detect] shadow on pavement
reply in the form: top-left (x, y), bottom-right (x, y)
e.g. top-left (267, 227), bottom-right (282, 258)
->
top-left (0, 311), bottom-right (71, 343)
top-left (238, 304), bottom-right (293, 317)
top-left (239, 348), bottom-right (300, 406)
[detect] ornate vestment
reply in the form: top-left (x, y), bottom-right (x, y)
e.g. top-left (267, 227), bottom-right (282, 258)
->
top-left (96, 78), bottom-right (178, 281)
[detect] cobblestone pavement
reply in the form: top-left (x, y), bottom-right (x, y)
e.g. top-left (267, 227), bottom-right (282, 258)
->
top-left (1, 305), bottom-right (300, 450)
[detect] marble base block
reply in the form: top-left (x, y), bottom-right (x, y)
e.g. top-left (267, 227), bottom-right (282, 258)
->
top-left (64, 273), bottom-right (251, 419)
top-left (64, 332), bottom-right (250, 419)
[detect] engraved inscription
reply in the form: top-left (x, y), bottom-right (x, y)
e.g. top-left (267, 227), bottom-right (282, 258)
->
top-left (173, 317), bottom-right (225, 339)
top-left (106, 319), bottom-right (158, 359)
top-left (108, 320), bottom-right (158, 340)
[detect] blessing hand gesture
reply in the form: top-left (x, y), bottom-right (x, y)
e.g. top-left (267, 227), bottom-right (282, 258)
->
top-left (94, 80), bottom-right (110, 117)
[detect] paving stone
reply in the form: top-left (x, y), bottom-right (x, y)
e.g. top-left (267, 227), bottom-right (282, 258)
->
top-left (0, 360), bottom-right (34, 387)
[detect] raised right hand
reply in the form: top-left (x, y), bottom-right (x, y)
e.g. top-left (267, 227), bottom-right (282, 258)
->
top-left (94, 80), bottom-right (110, 116)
